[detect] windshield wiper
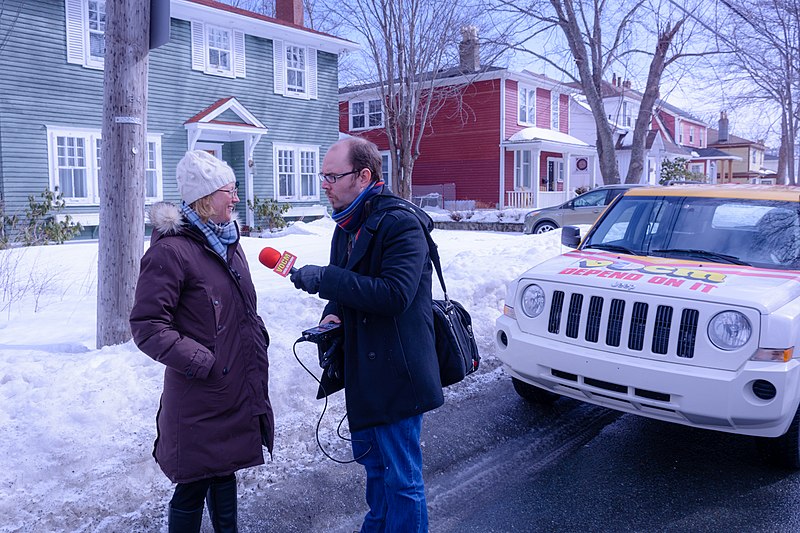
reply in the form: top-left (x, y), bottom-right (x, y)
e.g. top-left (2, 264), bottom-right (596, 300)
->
top-left (584, 243), bottom-right (641, 256)
top-left (651, 248), bottom-right (751, 266)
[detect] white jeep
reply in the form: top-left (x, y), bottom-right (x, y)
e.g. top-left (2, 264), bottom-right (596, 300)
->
top-left (495, 185), bottom-right (800, 467)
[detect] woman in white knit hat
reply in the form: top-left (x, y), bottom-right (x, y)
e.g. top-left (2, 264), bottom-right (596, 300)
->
top-left (130, 150), bottom-right (274, 532)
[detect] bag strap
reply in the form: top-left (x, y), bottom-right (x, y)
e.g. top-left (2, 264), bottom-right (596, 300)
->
top-left (369, 198), bottom-right (451, 305)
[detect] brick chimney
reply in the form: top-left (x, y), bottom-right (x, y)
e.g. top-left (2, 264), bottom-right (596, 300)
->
top-left (459, 26), bottom-right (480, 72)
top-left (276, 0), bottom-right (303, 26)
top-left (718, 110), bottom-right (729, 143)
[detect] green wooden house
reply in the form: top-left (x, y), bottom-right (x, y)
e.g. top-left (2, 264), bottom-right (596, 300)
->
top-left (0, 0), bottom-right (357, 234)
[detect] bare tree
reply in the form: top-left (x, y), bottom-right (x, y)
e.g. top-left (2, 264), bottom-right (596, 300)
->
top-left (222, 0), bottom-right (337, 32)
top-left (491, 0), bottom-right (711, 184)
top-left (319, 0), bottom-right (483, 199)
top-left (713, 0), bottom-right (800, 185)
top-left (97, 0), bottom-right (149, 347)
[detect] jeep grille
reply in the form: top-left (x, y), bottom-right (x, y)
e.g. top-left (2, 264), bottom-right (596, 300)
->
top-left (549, 290), bottom-right (699, 358)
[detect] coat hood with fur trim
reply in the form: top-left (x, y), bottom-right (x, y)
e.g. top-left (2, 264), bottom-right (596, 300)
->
top-left (147, 201), bottom-right (240, 238)
top-left (148, 202), bottom-right (185, 236)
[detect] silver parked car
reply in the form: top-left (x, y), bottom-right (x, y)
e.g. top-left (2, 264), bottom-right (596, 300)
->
top-left (522, 184), bottom-right (647, 234)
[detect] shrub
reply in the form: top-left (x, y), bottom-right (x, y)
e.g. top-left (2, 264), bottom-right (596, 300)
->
top-left (574, 185), bottom-right (591, 196)
top-left (1, 189), bottom-right (82, 248)
top-left (660, 157), bottom-right (696, 185)
top-left (247, 196), bottom-right (290, 232)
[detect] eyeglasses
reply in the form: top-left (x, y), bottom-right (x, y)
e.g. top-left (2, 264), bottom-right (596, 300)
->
top-left (318, 170), bottom-right (360, 184)
top-left (216, 181), bottom-right (240, 197)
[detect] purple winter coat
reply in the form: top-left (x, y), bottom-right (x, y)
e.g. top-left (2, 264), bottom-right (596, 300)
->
top-left (130, 202), bottom-right (274, 484)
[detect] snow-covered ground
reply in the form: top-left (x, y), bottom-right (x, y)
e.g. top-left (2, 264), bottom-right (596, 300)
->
top-left (0, 215), bottom-right (566, 532)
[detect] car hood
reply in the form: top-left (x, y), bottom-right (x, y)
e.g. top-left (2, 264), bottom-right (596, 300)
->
top-left (516, 250), bottom-right (800, 313)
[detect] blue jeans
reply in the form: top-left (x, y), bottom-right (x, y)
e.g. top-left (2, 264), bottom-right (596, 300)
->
top-left (351, 414), bottom-right (428, 533)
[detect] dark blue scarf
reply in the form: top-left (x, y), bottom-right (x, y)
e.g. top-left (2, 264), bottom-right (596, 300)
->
top-left (332, 181), bottom-right (385, 233)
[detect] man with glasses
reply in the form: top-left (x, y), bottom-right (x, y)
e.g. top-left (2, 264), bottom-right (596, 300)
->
top-left (290, 137), bottom-right (443, 533)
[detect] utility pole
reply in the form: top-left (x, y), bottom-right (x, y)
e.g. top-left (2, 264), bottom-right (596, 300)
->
top-left (96, 0), bottom-right (151, 348)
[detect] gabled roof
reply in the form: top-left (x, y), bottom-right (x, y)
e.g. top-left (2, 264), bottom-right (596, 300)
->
top-left (172, 0), bottom-right (359, 54)
top-left (693, 147), bottom-right (742, 161)
top-left (654, 99), bottom-right (705, 125)
top-left (567, 79), bottom-right (705, 125)
top-left (707, 128), bottom-right (765, 147)
top-left (339, 65), bottom-right (505, 95)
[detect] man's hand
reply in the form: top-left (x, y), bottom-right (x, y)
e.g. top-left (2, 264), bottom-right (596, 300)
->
top-left (290, 265), bottom-right (326, 294)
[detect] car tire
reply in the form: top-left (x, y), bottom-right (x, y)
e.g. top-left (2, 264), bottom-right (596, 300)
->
top-left (533, 221), bottom-right (559, 234)
top-left (756, 407), bottom-right (800, 469)
top-left (512, 377), bottom-right (559, 405)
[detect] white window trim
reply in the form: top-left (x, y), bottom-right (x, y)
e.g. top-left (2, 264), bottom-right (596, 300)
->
top-left (273, 40), bottom-right (318, 100)
top-left (65, 0), bottom-right (105, 70)
top-left (273, 143), bottom-right (320, 201)
top-left (518, 85), bottom-right (536, 126)
top-left (46, 125), bottom-right (163, 205)
top-left (350, 98), bottom-right (384, 131)
top-left (551, 92), bottom-right (560, 130)
top-left (544, 157), bottom-right (564, 192)
top-left (514, 150), bottom-right (533, 190)
top-left (190, 20), bottom-right (246, 78)
top-left (379, 150), bottom-right (393, 188)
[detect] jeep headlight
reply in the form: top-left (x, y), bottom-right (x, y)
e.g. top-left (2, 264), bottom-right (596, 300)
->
top-left (521, 284), bottom-right (546, 318)
top-left (708, 311), bottom-right (751, 350)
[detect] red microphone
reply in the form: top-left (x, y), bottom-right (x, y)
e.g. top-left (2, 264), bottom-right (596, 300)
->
top-left (259, 247), bottom-right (298, 277)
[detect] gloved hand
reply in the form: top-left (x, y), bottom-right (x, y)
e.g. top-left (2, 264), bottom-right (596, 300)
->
top-left (319, 336), bottom-right (343, 380)
top-left (290, 265), bottom-right (326, 294)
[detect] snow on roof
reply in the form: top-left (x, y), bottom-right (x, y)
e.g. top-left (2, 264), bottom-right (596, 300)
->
top-left (507, 126), bottom-right (590, 147)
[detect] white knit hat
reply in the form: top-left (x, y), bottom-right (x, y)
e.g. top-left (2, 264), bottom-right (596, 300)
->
top-left (175, 150), bottom-right (236, 205)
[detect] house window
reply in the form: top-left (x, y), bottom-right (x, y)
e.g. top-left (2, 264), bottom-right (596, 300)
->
top-left (57, 136), bottom-right (90, 199)
top-left (514, 150), bottom-right (533, 190)
top-left (752, 150), bottom-right (758, 165)
top-left (350, 99), bottom-right (384, 130)
top-left (689, 126), bottom-right (695, 144)
top-left (622, 101), bottom-right (632, 127)
top-left (380, 151), bottom-right (393, 189)
top-left (65, 0), bottom-right (106, 69)
top-left (87, 0), bottom-right (106, 62)
top-left (274, 144), bottom-right (319, 201)
top-left (207, 26), bottom-right (232, 74)
top-left (190, 21), bottom-right (245, 78)
top-left (689, 163), bottom-right (704, 176)
top-left (286, 45), bottom-right (306, 94)
top-left (518, 86), bottom-right (536, 125)
top-left (551, 93), bottom-right (560, 130)
top-left (273, 40), bottom-right (317, 99)
top-left (47, 126), bottom-right (162, 204)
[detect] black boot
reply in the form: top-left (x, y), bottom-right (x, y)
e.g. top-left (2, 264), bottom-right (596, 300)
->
top-left (206, 476), bottom-right (238, 533)
top-left (168, 504), bottom-right (203, 533)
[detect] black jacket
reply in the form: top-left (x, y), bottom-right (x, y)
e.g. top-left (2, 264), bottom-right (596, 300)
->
top-left (318, 191), bottom-right (444, 431)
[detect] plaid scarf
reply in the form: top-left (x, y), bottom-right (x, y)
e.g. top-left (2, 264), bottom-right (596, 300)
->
top-left (332, 181), bottom-right (385, 233)
top-left (180, 202), bottom-right (239, 260)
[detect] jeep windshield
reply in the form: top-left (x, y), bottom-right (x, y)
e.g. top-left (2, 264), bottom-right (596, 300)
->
top-left (581, 195), bottom-right (800, 270)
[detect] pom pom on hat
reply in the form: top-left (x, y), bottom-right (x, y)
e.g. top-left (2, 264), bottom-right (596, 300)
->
top-left (176, 150), bottom-right (236, 205)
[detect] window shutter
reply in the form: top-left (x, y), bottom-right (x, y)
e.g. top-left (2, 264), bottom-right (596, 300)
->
top-left (64, 0), bottom-right (85, 65)
top-left (273, 40), bottom-right (285, 95)
top-left (234, 31), bottom-right (246, 78)
top-left (190, 21), bottom-right (205, 71)
top-left (307, 47), bottom-right (318, 100)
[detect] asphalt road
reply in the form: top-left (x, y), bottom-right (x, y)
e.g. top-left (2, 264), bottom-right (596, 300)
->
top-left (235, 371), bottom-right (800, 532)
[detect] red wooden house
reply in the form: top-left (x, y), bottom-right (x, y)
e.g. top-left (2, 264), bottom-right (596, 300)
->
top-left (338, 32), bottom-right (597, 209)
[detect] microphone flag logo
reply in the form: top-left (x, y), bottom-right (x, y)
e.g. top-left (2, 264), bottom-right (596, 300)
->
top-left (273, 251), bottom-right (297, 277)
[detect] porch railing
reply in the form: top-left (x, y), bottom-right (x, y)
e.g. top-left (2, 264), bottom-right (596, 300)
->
top-left (506, 190), bottom-right (567, 209)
